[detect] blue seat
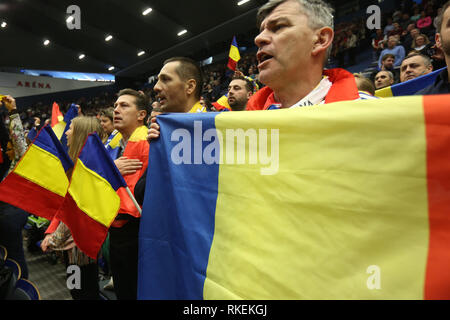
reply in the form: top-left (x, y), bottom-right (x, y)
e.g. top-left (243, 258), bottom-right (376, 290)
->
top-left (15, 279), bottom-right (41, 300)
top-left (4, 258), bottom-right (21, 281)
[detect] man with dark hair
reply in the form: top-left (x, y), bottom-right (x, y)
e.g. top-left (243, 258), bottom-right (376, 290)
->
top-left (227, 76), bottom-right (254, 111)
top-left (372, 53), bottom-right (400, 83)
top-left (154, 57), bottom-right (205, 113)
top-left (109, 88), bottom-right (150, 300)
top-left (417, 1), bottom-right (450, 94)
top-left (400, 52), bottom-right (433, 82)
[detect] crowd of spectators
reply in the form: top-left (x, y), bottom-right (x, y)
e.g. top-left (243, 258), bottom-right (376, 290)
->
top-left (1, 0), bottom-right (450, 300)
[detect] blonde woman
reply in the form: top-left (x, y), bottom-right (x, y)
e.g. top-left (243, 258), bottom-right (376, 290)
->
top-left (411, 33), bottom-right (432, 56)
top-left (41, 116), bottom-right (104, 300)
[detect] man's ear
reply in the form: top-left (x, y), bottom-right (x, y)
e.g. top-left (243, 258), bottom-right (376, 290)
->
top-left (186, 79), bottom-right (197, 96)
top-left (137, 110), bottom-right (147, 122)
top-left (312, 27), bottom-right (334, 57)
top-left (436, 33), bottom-right (442, 49)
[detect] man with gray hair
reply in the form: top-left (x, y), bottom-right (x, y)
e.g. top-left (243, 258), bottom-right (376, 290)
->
top-left (247, 0), bottom-right (373, 110)
top-left (399, 52), bottom-right (433, 82)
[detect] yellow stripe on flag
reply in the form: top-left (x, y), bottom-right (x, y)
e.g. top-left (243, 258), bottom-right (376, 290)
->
top-left (229, 46), bottom-right (240, 62)
top-left (69, 159), bottom-right (120, 227)
top-left (14, 144), bottom-right (69, 197)
top-left (204, 96), bottom-right (429, 299)
top-left (52, 121), bottom-right (67, 140)
top-left (128, 126), bottom-right (148, 142)
top-left (375, 86), bottom-right (394, 98)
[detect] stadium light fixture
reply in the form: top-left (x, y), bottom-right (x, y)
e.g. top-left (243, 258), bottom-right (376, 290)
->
top-left (79, 54), bottom-right (85, 60)
top-left (105, 34), bottom-right (113, 41)
top-left (43, 39), bottom-right (50, 46)
top-left (237, 0), bottom-right (250, 5)
top-left (66, 16), bottom-right (74, 24)
top-left (1, 21), bottom-right (7, 28)
top-left (177, 29), bottom-right (187, 36)
top-left (142, 8), bottom-right (153, 15)
top-left (138, 50), bottom-right (146, 56)
top-left (108, 66), bottom-right (115, 71)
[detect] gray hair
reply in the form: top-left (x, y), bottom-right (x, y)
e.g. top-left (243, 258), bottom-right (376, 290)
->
top-left (257, 0), bottom-right (335, 62)
top-left (257, 0), bottom-right (335, 30)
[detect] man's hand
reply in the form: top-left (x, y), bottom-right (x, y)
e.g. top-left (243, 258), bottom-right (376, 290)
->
top-left (114, 157), bottom-right (143, 176)
top-left (147, 117), bottom-right (160, 143)
top-left (34, 117), bottom-right (41, 127)
top-left (431, 44), bottom-right (445, 61)
top-left (41, 234), bottom-right (53, 252)
top-left (1, 95), bottom-right (17, 112)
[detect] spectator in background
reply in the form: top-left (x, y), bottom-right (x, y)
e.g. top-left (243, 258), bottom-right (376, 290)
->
top-left (400, 12), bottom-right (412, 30)
top-left (227, 76), bottom-right (254, 111)
top-left (378, 36), bottom-right (406, 69)
top-left (388, 22), bottom-right (403, 38)
top-left (384, 17), bottom-right (395, 36)
top-left (411, 8), bottom-right (421, 23)
top-left (372, 29), bottom-right (386, 61)
top-left (400, 52), bottom-right (434, 82)
top-left (0, 95), bottom-right (29, 280)
top-left (417, 0), bottom-right (450, 95)
top-left (374, 70), bottom-right (395, 90)
top-left (99, 107), bottom-right (117, 145)
top-left (346, 29), bottom-right (358, 66)
top-left (402, 27), bottom-right (420, 52)
top-left (373, 53), bottom-right (400, 83)
top-left (416, 10), bottom-right (433, 33)
top-left (353, 73), bottom-right (376, 96)
top-left (411, 33), bottom-right (433, 56)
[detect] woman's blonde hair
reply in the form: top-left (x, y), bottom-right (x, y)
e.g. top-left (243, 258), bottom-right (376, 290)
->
top-left (412, 33), bottom-right (430, 48)
top-left (68, 116), bottom-right (104, 162)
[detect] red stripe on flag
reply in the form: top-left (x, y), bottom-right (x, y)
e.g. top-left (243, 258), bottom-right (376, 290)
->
top-left (423, 94), bottom-right (450, 300)
top-left (227, 59), bottom-right (237, 71)
top-left (0, 172), bottom-right (65, 221)
top-left (55, 193), bottom-right (108, 260)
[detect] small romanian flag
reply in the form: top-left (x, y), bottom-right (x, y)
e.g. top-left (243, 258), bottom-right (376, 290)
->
top-left (0, 126), bottom-right (73, 221)
top-left (55, 133), bottom-right (127, 259)
top-left (51, 102), bottom-right (66, 140)
top-left (227, 36), bottom-right (240, 71)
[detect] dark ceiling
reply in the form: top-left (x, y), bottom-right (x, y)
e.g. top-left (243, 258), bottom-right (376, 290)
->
top-left (0, 0), bottom-right (270, 80)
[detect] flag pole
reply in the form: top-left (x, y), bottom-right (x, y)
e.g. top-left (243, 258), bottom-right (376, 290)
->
top-left (125, 187), bottom-right (142, 215)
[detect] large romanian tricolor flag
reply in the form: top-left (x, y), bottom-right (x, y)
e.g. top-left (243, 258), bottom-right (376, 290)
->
top-left (227, 36), bottom-right (240, 71)
top-left (0, 126), bottom-right (73, 221)
top-left (375, 67), bottom-right (445, 98)
top-left (138, 94), bottom-right (450, 300)
top-left (55, 133), bottom-right (127, 259)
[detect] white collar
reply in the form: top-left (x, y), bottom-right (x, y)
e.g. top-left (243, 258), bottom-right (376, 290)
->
top-left (289, 77), bottom-right (332, 108)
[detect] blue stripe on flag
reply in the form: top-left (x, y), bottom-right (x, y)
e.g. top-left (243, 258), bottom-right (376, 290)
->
top-left (78, 133), bottom-right (126, 191)
top-left (138, 113), bottom-right (220, 300)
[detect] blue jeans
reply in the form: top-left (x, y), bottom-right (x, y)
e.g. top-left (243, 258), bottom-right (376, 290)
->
top-left (0, 202), bottom-right (29, 279)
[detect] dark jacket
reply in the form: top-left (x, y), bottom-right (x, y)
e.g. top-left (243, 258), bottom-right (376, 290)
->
top-left (416, 67), bottom-right (450, 95)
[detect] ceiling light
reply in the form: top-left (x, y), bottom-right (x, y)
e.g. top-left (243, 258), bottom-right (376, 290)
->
top-left (138, 50), bottom-right (145, 56)
top-left (79, 54), bottom-right (85, 60)
top-left (177, 29), bottom-right (187, 36)
top-left (66, 16), bottom-right (74, 23)
top-left (108, 66), bottom-right (115, 71)
top-left (43, 39), bottom-right (50, 46)
top-left (237, 0), bottom-right (250, 5)
top-left (142, 8), bottom-right (152, 15)
top-left (1, 21), bottom-right (7, 28)
top-left (105, 35), bottom-right (113, 41)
